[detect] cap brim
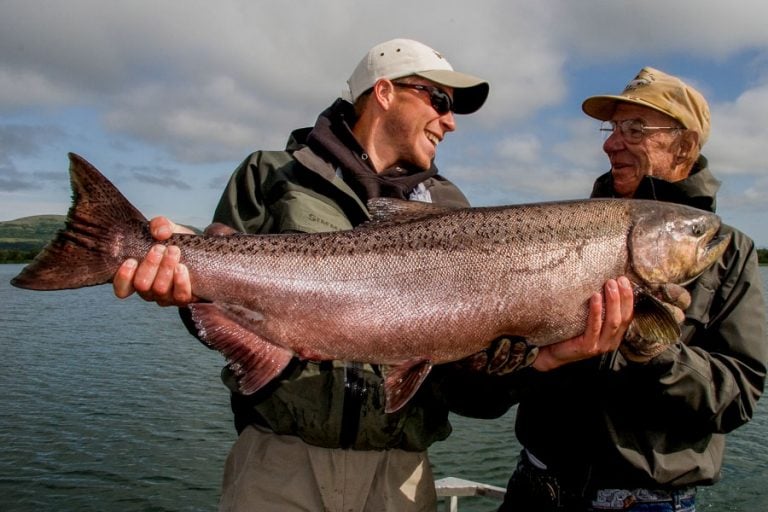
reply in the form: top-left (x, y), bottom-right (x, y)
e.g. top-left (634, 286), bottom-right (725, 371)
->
top-left (582, 94), bottom-right (677, 122)
top-left (417, 69), bottom-right (489, 114)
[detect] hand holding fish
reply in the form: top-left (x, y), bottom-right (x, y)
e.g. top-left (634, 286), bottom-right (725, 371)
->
top-left (532, 277), bottom-right (635, 371)
top-left (113, 217), bottom-right (197, 306)
top-left (649, 283), bottom-right (690, 324)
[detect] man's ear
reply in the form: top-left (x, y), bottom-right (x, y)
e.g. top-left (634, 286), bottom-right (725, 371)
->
top-left (372, 79), bottom-right (396, 111)
top-left (676, 130), bottom-right (700, 164)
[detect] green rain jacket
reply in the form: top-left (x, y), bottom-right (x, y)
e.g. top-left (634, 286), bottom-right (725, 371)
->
top-left (507, 156), bottom-right (767, 492)
top-left (198, 100), bottom-right (500, 452)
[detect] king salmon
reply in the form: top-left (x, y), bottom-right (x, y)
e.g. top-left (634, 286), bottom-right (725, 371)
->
top-left (11, 153), bottom-right (732, 412)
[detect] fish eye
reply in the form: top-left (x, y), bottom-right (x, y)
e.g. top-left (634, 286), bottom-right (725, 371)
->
top-left (692, 224), bottom-right (704, 236)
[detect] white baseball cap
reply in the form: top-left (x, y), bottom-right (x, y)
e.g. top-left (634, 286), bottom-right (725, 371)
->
top-left (345, 38), bottom-right (489, 114)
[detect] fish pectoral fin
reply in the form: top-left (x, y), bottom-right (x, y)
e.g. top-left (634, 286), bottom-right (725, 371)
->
top-left (187, 302), bottom-right (293, 395)
top-left (382, 358), bottom-right (433, 414)
top-left (623, 290), bottom-right (681, 357)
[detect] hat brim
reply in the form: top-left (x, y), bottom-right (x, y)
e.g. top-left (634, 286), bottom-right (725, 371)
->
top-left (416, 69), bottom-right (489, 114)
top-left (582, 94), bottom-right (678, 123)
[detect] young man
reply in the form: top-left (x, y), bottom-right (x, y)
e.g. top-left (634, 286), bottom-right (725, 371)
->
top-left (499, 67), bottom-right (767, 512)
top-left (113, 40), bottom-right (633, 511)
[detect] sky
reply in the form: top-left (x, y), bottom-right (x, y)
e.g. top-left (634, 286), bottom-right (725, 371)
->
top-left (1, 0), bottom-right (767, 246)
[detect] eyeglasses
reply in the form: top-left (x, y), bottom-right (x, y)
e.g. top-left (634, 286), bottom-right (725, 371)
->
top-left (600, 119), bottom-right (682, 143)
top-left (393, 82), bottom-right (454, 115)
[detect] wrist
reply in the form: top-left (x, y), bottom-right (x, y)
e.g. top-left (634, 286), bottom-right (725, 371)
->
top-left (531, 349), bottom-right (558, 372)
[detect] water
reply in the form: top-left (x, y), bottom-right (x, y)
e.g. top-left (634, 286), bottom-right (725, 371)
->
top-left (1, 264), bottom-right (767, 511)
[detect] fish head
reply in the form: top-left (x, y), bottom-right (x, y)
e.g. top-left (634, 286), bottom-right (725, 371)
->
top-left (628, 201), bottom-right (732, 286)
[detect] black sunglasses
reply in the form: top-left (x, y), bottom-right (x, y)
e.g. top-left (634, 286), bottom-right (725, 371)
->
top-left (392, 82), bottom-right (454, 115)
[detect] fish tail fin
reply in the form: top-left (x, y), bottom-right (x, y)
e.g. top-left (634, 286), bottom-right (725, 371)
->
top-left (10, 153), bottom-right (149, 290)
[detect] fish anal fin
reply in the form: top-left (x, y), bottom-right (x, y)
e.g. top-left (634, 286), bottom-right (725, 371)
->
top-left (383, 358), bottom-right (433, 414)
top-left (624, 290), bottom-right (681, 357)
top-left (188, 302), bottom-right (293, 394)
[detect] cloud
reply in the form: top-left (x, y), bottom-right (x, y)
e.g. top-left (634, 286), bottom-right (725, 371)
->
top-left (0, 124), bottom-right (67, 191)
top-left (102, 77), bottom-right (312, 163)
top-left (128, 165), bottom-right (192, 191)
top-left (554, 1), bottom-right (768, 60)
top-left (0, 124), bottom-right (65, 158)
top-left (742, 177), bottom-right (768, 205)
top-left (0, 164), bottom-right (35, 192)
top-left (0, 158), bottom-right (64, 192)
top-left (0, 0), bottom-right (569, 158)
top-left (708, 81), bottom-right (768, 174)
top-left (0, 70), bottom-right (83, 108)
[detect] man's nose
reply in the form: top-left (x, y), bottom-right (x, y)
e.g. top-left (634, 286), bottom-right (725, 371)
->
top-left (603, 128), bottom-right (625, 153)
top-left (440, 111), bottom-right (456, 132)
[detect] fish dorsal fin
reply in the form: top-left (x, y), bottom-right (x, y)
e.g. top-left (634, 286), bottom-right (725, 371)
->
top-left (187, 302), bottom-right (293, 394)
top-left (365, 197), bottom-right (459, 226)
top-left (623, 290), bottom-right (682, 358)
top-left (382, 358), bottom-right (433, 413)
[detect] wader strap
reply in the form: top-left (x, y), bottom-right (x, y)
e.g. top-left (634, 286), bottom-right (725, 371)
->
top-left (339, 362), bottom-right (367, 448)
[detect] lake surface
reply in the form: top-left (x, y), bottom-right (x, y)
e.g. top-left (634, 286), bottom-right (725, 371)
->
top-left (1, 264), bottom-right (767, 511)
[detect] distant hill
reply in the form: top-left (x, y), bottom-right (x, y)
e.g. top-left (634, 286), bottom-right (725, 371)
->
top-left (0, 214), bottom-right (203, 263)
top-left (0, 215), bottom-right (66, 262)
top-left (0, 215), bottom-right (66, 249)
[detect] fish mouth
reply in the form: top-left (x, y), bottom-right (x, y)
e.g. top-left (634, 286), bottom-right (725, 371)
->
top-left (688, 230), bottom-right (731, 283)
top-left (704, 231), bottom-right (731, 255)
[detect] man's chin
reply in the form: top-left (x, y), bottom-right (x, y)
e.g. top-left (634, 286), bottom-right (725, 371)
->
top-left (611, 171), bottom-right (640, 197)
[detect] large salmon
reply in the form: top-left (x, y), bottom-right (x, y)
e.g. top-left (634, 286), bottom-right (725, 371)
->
top-left (11, 154), bottom-right (731, 412)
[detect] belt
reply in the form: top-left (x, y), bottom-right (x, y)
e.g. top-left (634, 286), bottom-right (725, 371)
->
top-left (505, 448), bottom-right (697, 512)
top-left (591, 487), bottom-right (696, 510)
top-left (499, 449), bottom-right (590, 511)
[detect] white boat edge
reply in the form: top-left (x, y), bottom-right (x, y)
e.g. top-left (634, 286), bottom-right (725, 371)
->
top-left (434, 476), bottom-right (505, 512)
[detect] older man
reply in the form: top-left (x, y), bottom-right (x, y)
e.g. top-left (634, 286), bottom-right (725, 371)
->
top-left (499, 68), bottom-right (767, 511)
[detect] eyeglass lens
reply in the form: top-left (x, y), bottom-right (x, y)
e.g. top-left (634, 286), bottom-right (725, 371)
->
top-left (394, 83), bottom-right (453, 115)
top-left (599, 120), bottom-right (678, 143)
top-left (600, 120), bottom-right (641, 142)
top-left (427, 88), bottom-right (452, 114)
